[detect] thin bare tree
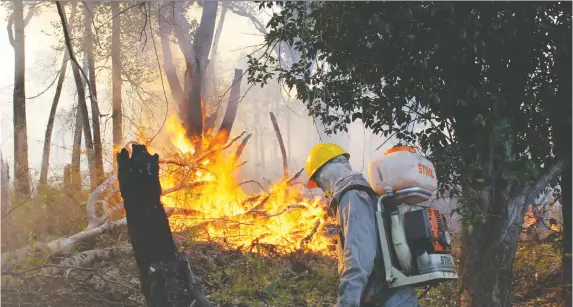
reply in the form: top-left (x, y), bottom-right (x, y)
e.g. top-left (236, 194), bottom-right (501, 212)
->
top-left (39, 2), bottom-right (78, 186)
top-left (56, 1), bottom-right (98, 190)
top-left (84, 1), bottom-right (104, 184)
top-left (7, 0), bottom-right (36, 197)
top-left (111, 1), bottom-right (123, 160)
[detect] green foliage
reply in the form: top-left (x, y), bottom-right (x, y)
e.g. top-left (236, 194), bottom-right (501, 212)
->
top-left (193, 248), bottom-right (338, 307)
top-left (513, 242), bottom-right (563, 306)
top-left (248, 2), bottom-right (571, 204)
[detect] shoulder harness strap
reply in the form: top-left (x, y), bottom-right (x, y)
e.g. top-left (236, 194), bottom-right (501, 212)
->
top-left (329, 183), bottom-right (376, 251)
top-left (329, 184), bottom-right (395, 304)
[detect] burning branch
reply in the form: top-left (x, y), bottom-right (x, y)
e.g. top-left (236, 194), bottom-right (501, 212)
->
top-left (199, 130), bottom-right (247, 162)
top-left (231, 161), bottom-right (247, 173)
top-left (238, 180), bottom-right (266, 192)
top-left (299, 219), bottom-right (322, 250)
top-left (269, 112), bottom-right (288, 179)
top-left (286, 168), bottom-right (304, 185)
top-left (233, 133), bottom-right (252, 162)
top-left (248, 204), bottom-right (307, 218)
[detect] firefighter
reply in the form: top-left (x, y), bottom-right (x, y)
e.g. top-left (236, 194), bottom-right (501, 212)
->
top-left (305, 143), bottom-right (419, 307)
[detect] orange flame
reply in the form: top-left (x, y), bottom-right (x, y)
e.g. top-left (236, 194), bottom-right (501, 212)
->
top-left (149, 115), bottom-right (334, 255)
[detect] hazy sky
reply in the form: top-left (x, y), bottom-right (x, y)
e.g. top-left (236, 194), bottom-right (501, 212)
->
top-left (0, 3), bottom-right (394, 185)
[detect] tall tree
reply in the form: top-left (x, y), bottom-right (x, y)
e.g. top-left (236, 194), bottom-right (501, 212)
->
top-left (248, 2), bottom-right (571, 306)
top-left (204, 1), bottom-right (228, 102)
top-left (56, 1), bottom-right (98, 190)
top-left (158, 1), bottom-right (218, 146)
top-left (1, 152), bottom-right (11, 217)
top-left (39, 2), bottom-right (78, 186)
top-left (71, 103), bottom-right (83, 189)
top-left (7, 0), bottom-right (35, 197)
top-left (84, 1), bottom-right (104, 184)
top-left (111, 1), bottom-right (123, 157)
top-left (550, 18), bottom-right (572, 304)
top-left (217, 69), bottom-right (243, 141)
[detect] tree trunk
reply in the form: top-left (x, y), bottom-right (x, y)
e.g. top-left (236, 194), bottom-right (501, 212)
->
top-left (1, 151), bottom-right (12, 242)
top-left (459, 195), bottom-right (520, 307)
top-left (269, 112), bottom-right (288, 179)
top-left (63, 164), bottom-right (71, 189)
top-left (204, 2), bottom-right (227, 101)
top-left (56, 1), bottom-right (97, 190)
top-left (157, 1), bottom-right (217, 146)
top-left (39, 3), bottom-right (77, 186)
top-left (158, 10), bottom-right (185, 106)
top-left (71, 105), bottom-right (83, 189)
top-left (181, 1), bottom-right (218, 143)
top-left (111, 1), bottom-right (123, 159)
top-left (254, 103), bottom-right (265, 172)
top-left (217, 69), bottom-right (243, 142)
top-left (459, 161), bottom-right (565, 307)
top-left (84, 1), bottom-right (104, 184)
top-left (10, 0), bottom-right (30, 198)
top-left (1, 152), bottom-right (11, 217)
top-left (116, 145), bottom-right (211, 307)
top-left (551, 30), bottom-right (572, 306)
top-left (560, 166), bottom-right (572, 306)
top-left (72, 50), bottom-right (97, 190)
top-left (287, 107), bottom-right (291, 166)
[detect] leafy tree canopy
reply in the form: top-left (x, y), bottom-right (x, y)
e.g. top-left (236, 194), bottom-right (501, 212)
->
top-left (248, 2), bottom-right (571, 201)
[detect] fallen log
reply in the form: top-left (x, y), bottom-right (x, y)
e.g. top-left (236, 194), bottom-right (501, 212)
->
top-left (1, 218), bottom-right (128, 271)
top-left (42, 244), bottom-right (133, 276)
top-left (87, 173), bottom-right (118, 229)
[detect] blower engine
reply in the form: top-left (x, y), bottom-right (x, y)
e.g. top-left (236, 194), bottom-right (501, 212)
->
top-left (367, 146), bottom-right (458, 288)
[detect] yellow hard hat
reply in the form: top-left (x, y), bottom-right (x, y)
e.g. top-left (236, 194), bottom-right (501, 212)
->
top-left (305, 143), bottom-right (350, 188)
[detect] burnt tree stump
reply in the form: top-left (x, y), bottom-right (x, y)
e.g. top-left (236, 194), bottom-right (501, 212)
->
top-left (117, 144), bottom-right (211, 307)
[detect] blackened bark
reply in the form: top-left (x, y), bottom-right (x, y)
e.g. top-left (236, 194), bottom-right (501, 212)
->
top-left (217, 69), bottom-right (243, 142)
top-left (116, 144), bottom-right (211, 307)
top-left (39, 3), bottom-right (77, 186)
top-left (11, 0), bottom-right (30, 197)
top-left (111, 1), bottom-right (123, 157)
top-left (84, 1), bottom-right (104, 184)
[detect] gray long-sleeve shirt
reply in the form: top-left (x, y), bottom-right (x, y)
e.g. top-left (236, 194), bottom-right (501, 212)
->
top-left (332, 174), bottom-right (418, 307)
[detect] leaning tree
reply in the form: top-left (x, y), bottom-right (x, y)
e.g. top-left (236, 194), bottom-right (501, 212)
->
top-left (247, 2), bottom-right (572, 306)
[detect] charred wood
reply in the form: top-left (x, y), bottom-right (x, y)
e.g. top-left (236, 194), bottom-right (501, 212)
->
top-left (117, 144), bottom-right (211, 307)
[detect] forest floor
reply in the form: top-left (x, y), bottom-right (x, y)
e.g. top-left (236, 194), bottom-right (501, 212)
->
top-left (0, 191), bottom-right (564, 307)
top-left (1, 230), bottom-right (563, 307)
